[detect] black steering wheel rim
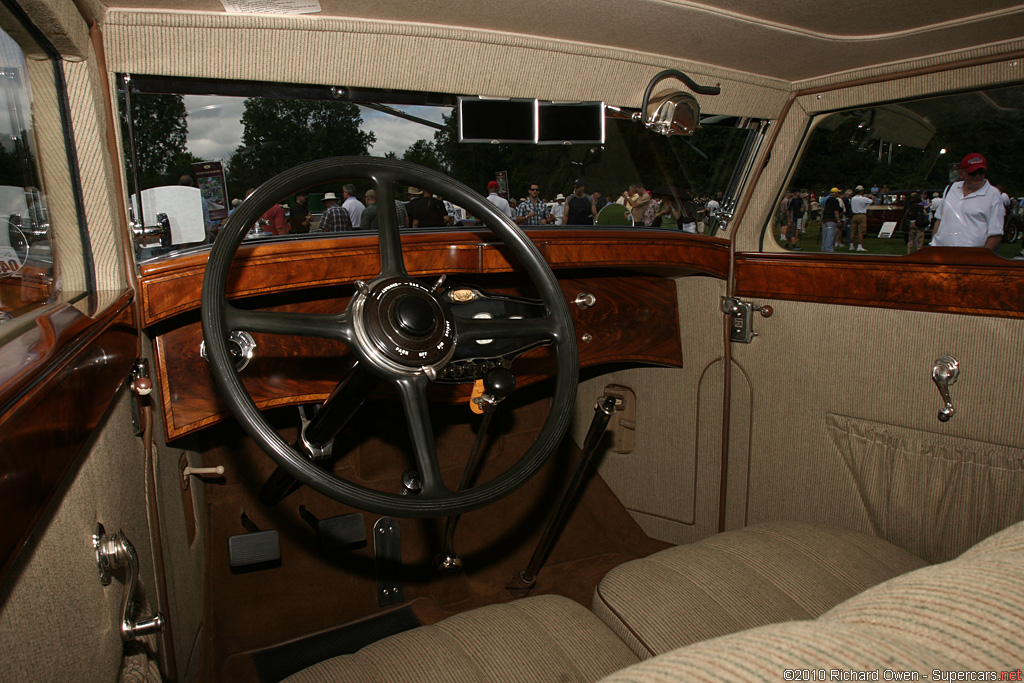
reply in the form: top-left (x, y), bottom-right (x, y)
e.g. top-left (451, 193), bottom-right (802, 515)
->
top-left (201, 157), bottom-right (578, 517)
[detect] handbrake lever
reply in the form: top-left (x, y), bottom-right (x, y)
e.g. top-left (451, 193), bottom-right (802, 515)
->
top-left (436, 367), bottom-right (515, 571)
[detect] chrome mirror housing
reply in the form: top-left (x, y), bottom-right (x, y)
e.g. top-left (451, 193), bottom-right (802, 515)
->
top-left (643, 92), bottom-right (702, 136)
top-left (634, 69), bottom-right (721, 137)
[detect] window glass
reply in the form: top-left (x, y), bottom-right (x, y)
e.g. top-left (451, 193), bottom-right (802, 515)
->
top-left (0, 21), bottom-right (59, 334)
top-left (119, 77), bottom-right (763, 263)
top-left (770, 83), bottom-right (1024, 258)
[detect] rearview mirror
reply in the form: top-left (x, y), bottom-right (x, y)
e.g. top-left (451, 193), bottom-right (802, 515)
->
top-left (634, 69), bottom-right (721, 137)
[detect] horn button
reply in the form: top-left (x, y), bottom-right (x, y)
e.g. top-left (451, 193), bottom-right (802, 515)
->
top-left (359, 278), bottom-right (456, 370)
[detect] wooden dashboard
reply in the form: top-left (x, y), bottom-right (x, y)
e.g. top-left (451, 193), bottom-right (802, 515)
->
top-left (140, 229), bottom-right (728, 440)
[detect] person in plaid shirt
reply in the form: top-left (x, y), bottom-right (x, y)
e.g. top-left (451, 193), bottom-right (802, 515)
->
top-left (318, 191), bottom-right (352, 232)
top-left (514, 183), bottom-right (552, 226)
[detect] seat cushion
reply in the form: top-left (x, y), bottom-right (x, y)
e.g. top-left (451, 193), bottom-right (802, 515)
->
top-left (599, 519), bottom-right (1024, 681)
top-left (593, 521), bottom-right (928, 658)
top-left (283, 594), bottom-right (639, 683)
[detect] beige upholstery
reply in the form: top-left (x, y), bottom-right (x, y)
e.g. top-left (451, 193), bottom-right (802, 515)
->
top-left (600, 519), bottom-right (1024, 682)
top-left (285, 522), bottom-right (927, 682)
top-left (283, 595), bottom-right (640, 683)
top-left (593, 521), bottom-right (928, 658)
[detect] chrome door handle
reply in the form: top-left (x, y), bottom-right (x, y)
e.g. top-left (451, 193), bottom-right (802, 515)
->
top-left (931, 355), bottom-right (960, 422)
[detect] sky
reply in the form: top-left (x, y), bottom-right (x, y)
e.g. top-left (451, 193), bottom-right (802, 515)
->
top-left (183, 94), bottom-right (448, 163)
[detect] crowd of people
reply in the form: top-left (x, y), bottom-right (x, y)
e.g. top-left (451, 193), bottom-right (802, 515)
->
top-left (777, 153), bottom-right (1022, 258)
top-left (230, 177), bottom-right (726, 236)
top-left (489, 178), bottom-right (725, 232)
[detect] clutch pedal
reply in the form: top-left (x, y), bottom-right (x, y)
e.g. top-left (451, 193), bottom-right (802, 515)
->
top-left (228, 510), bottom-right (281, 570)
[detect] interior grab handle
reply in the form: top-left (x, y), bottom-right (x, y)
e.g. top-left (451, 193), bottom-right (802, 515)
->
top-left (93, 523), bottom-right (165, 641)
top-left (931, 355), bottom-right (960, 422)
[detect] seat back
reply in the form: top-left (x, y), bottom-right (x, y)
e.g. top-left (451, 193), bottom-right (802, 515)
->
top-left (599, 520), bottom-right (1024, 681)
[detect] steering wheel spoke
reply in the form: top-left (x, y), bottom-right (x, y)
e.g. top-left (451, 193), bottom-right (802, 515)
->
top-left (393, 375), bottom-right (448, 498)
top-left (369, 170), bottom-right (407, 279)
top-left (223, 304), bottom-right (353, 342)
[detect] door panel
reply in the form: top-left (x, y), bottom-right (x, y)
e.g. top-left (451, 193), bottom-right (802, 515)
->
top-left (0, 389), bottom-right (157, 681)
top-left (729, 298), bottom-right (1024, 561)
top-left (576, 275), bottom-right (729, 545)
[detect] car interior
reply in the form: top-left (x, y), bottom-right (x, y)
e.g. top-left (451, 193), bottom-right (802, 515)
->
top-left (1, 1), bottom-right (1024, 682)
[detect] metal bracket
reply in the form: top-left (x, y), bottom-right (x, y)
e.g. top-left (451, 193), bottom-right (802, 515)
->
top-left (93, 523), bottom-right (165, 641)
top-left (721, 296), bottom-right (773, 343)
top-left (129, 359), bottom-right (151, 436)
top-left (374, 517), bottom-right (404, 606)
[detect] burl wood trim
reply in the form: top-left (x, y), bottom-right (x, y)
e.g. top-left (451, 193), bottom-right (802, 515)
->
top-left (138, 229), bottom-right (729, 327)
top-left (155, 273), bottom-right (682, 440)
top-left (734, 248), bottom-right (1024, 317)
top-left (0, 291), bottom-right (137, 581)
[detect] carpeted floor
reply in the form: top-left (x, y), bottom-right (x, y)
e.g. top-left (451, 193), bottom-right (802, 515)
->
top-left (191, 387), bottom-right (670, 682)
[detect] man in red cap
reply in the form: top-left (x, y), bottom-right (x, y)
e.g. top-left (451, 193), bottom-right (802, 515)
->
top-left (931, 153), bottom-right (1005, 249)
top-left (485, 179), bottom-right (512, 217)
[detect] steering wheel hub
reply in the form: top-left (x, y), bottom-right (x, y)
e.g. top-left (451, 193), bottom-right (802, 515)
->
top-left (354, 278), bottom-right (456, 372)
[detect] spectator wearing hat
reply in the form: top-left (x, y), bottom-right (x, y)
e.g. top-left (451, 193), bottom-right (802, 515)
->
top-left (515, 182), bottom-right (551, 226)
top-left (407, 187), bottom-right (449, 228)
top-left (931, 153), bottom-right (1005, 250)
top-left (820, 187), bottom-right (843, 252)
top-left (850, 186), bottom-right (873, 251)
top-left (550, 193), bottom-right (566, 224)
top-left (289, 191), bottom-right (311, 234)
top-left (319, 191), bottom-right (352, 232)
top-left (342, 183), bottom-right (365, 227)
top-left (564, 179), bottom-right (598, 225)
top-left (485, 180), bottom-right (512, 217)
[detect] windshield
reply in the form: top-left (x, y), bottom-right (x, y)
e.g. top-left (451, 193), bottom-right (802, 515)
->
top-left (118, 77), bottom-right (763, 264)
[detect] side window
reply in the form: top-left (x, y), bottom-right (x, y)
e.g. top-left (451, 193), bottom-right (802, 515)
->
top-left (0, 15), bottom-right (74, 337)
top-left (770, 84), bottom-right (1024, 258)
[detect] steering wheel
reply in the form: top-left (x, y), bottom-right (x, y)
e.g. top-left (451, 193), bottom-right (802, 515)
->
top-left (201, 157), bottom-right (578, 517)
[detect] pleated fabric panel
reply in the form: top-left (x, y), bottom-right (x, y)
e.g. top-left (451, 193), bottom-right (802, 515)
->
top-left (283, 594), bottom-right (639, 683)
top-left (600, 519), bottom-right (1024, 683)
top-left (593, 521), bottom-right (927, 658)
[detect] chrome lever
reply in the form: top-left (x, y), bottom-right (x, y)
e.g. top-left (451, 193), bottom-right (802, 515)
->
top-left (931, 355), bottom-right (960, 422)
top-left (93, 523), bottom-right (165, 641)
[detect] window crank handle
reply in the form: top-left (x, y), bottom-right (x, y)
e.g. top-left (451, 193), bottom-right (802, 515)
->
top-left (931, 355), bottom-right (959, 422)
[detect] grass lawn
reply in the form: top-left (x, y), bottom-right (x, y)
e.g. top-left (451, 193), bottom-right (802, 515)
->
top-left (776, 220), bottom-right (1022, 259)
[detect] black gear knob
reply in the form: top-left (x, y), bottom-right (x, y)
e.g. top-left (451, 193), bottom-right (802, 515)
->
top-left (483, 367), bottom-right (515, 400)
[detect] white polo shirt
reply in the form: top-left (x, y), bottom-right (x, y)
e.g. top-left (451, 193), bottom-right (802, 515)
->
top-left (486, 192), bottom-right (512, 217)
top-left (850, 194), bottom-right (872, 214)
top-left (931, 180), bottom-right (1005, 247)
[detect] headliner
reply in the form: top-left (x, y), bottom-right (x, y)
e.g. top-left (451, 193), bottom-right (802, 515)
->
top-left (90, 0), bottom-right (1024, 83)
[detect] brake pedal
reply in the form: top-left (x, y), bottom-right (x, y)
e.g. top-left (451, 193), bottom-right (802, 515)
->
top-left (228, 510), bottom-right (281, 570)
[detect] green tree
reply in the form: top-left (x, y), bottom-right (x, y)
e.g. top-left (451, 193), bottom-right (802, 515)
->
top-left (226, 98), bottom-right (375, 193)
top-left (119, 93), bottom-right (197, 190)
top-left (402, 139), bottom-right (444, 172)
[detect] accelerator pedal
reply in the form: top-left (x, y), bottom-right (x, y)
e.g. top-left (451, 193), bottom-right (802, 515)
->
top-left (299, 506), bottom-right (366, 552)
